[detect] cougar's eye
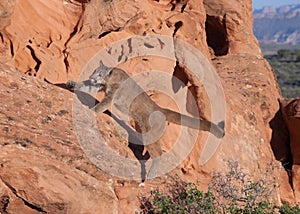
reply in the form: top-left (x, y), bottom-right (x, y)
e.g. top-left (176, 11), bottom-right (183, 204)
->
top-left (90, 78), bottom-right (96, 84)
top-left (95, 83), bottom-right (103, 89)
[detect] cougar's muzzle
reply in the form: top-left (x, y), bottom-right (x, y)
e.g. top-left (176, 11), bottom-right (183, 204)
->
top-left (66, 80), bottom-right (103, 93)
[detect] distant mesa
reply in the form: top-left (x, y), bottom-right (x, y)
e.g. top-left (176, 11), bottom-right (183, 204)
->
top-left (254, 4), bottom-right (300, 44)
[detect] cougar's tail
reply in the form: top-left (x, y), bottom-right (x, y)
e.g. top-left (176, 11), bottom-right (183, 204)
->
top-left (161, 108), bottom-right (225, 138)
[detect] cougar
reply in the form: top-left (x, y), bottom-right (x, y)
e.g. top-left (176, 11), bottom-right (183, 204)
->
top-left (66, 60), bottom-right (225, 180)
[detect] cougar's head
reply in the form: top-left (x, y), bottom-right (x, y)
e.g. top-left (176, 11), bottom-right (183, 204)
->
top-left (66, 60), bottom-right (111, 93)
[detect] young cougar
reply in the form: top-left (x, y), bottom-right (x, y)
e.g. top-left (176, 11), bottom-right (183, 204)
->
top-left (66, 60), bottom-right (225, 179)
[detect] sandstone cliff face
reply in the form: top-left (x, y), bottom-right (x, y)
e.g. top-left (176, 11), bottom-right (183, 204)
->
top-left (0, 0), bottom-right (296, 213)
top-left (280, 99), bottom-right (300, 201)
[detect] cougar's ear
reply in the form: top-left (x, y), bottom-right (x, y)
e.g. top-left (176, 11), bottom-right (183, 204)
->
top-left (99, 60), bottom-right (106, 68)
top-left (99, 60), bottom-right (114, 71)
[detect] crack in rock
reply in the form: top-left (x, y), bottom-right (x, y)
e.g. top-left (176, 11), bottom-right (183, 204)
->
top-left (25, 45), bottom-right (41, 76)
top-left (0, 195), bottom-right (9, 214)
top-left (63, 3), bottom-right (85, 73)
top-left (0, 176), bottom-right (47, 213)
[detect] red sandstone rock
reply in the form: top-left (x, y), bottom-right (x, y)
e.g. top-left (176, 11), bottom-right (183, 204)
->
top-left (0, 1), bottom-right (15, 31)
top-left (0, 64), bottom-right (122, 213)
top-left (280, 98), bottom-right (300, 202)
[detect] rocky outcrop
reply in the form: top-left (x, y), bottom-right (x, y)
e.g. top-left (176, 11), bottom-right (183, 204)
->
top-left (0, 1), bottom-right (15, 31)
top-left (0, 0), bottom-right (296, 212)
top-left (204, 0), bottom-right (260, 55)
top-left (0, 64), bottom-right (122, 213)
top-left (280, 98), bottom-right (300, 201)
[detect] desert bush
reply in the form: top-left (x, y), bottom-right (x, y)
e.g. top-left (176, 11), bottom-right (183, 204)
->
top-left (208, 160), bottom-right (276, 214)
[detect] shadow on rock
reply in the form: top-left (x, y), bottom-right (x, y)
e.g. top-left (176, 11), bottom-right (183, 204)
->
top-left (48, 80), bottom-right (149, 181)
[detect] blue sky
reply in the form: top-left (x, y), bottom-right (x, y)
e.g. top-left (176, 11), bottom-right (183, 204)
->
top-left (252, 0), bottom-right (300, 9)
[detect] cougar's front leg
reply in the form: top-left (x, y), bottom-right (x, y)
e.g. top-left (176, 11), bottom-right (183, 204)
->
top-left (91, 91), bottom-right (114, 113)
top-left (92, 84), bottom-right (118, 113)
top-left (141, 114), bottom-right (166, 180)
top-left (146, 143), bottom-right (163, 180)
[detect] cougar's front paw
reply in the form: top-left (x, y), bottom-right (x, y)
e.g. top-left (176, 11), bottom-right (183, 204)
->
top-left (216, 129), bottom-right (225, 138)
top-left (212, 121), bottom-right (225, 138)
top-left (66, 80), bottom-right (76, 90)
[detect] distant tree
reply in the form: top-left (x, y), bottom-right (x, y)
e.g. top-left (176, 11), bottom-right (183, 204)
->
top-left (277, 49), bottom-right (291, 59)
top-left (295, 49), bottom-right (300, 62)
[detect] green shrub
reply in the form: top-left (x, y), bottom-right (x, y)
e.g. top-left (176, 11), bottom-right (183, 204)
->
top-left (140, 181), bottom-right (218, 213)
top-left (277, 201), bottom-right (300, 214)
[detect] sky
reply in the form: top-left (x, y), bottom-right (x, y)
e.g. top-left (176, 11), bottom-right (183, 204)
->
top-left (252, 0), bottom-right (300, 9)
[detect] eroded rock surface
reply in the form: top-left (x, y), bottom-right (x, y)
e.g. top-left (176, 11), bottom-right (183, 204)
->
top-left (0, 64), bottom-right (122, 213)
top-left (280, 98), bottom-right (300, 201)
